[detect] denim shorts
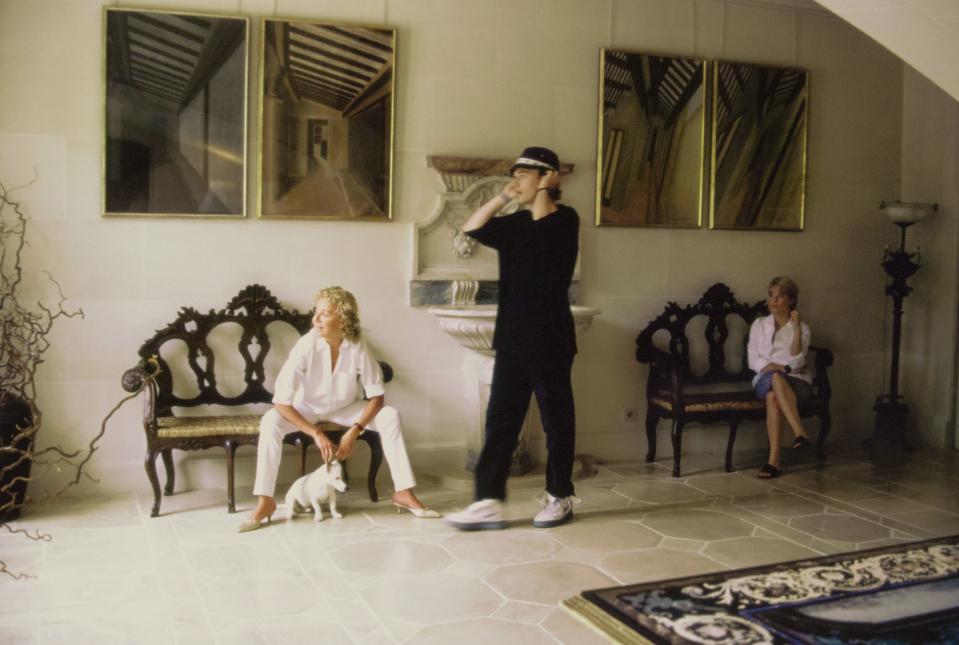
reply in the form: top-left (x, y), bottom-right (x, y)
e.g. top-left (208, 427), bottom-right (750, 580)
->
top-left (754, 371), bottom-right (813, 402)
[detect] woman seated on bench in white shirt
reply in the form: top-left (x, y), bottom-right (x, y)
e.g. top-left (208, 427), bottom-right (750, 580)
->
top-left (239, 286), bottom-right (439, 532)
top-left (747, 276), bottom-right (813, 479)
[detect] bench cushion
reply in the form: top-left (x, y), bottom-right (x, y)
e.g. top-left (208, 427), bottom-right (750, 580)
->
top-left (649, 392), bottom-right (762, 414)
top-left (157, 415), bottom-right (261, 438)
top-left (650, 391), bottom-right (827, 415)
top-left (156, 415), bottom-right (353, 439)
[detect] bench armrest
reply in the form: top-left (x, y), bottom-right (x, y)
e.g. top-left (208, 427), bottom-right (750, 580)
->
top-left (121, 358), bottom-right (160, 428)
top-left (121, 363), bottom-right (152, 393)
top-left (644, 349), bottom-right (685, 403)
top-left (809, 346), bottom-right (833, 399)
top-left (379, 360), bottom-right (394, 384)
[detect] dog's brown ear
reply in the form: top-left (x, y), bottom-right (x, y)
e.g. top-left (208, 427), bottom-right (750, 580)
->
top-left (324, 455), bottom-right (332, 472)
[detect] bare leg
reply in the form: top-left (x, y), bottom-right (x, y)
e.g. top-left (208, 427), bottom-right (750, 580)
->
top-left (392, 489), bottom-right (427, 510)
top-left (770, 372), bottom-right (807, 439)
top-left (765, 392), bottom-right (783, 469)
top-left (248, 496), bottom-right (276, 522)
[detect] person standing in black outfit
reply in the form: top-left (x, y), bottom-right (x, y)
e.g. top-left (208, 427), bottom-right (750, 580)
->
top-left (445, 147), bottom-right (580, 530)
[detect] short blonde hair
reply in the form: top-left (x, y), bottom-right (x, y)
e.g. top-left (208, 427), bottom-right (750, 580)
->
top-left (315, 286), bottom-right (361, 341)
top-left (768, 276), bottom-right (799, 310)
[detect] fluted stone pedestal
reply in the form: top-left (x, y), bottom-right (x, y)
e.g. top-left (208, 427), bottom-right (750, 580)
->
top-left (428, 305), bottom-right (600, 475)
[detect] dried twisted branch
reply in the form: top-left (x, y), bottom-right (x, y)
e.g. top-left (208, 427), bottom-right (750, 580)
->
top-left (0, 178), bottom-right (121, 579)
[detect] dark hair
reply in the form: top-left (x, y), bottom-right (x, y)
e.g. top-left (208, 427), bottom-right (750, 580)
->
top-left (537, 168), bottom-right (562, 201)
top-left (768, 276), bottom-right (798, 310)
top-left (510, 166), bottom-right (562, 201)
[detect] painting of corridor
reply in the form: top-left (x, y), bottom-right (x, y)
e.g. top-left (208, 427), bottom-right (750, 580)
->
top-left (103, 9), bottom-right (248, 217)
top-left (258, 19), bottom-right (395, 220)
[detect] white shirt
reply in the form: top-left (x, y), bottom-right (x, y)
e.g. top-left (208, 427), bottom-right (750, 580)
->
top-left (272, 330), bottom-right (385, 419)
top-left (747, 315), bottom-right (812, 386)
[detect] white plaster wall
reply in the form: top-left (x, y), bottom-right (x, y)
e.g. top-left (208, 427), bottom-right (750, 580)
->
top-left (0, 0), bottom-right (905, 498)
top-left (899, 66), bottom-right (959, 450)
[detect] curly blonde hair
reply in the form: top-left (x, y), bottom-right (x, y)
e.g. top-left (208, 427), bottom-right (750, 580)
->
top-left (315, 286), bottom-right (361, 341)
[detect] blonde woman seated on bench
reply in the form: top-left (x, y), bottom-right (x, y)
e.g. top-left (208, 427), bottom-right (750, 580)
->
top-left (239, 286), bottom-right (439, 532)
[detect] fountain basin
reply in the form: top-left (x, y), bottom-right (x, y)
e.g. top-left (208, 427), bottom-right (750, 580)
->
top-left (427, 304), bottom-right (601, 473)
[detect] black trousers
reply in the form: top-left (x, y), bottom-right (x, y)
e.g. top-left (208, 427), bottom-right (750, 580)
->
top-left (474, 350), bottom-right (576, 501)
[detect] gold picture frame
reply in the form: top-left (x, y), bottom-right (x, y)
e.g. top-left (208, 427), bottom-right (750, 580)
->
top-left (596, 49), bottom-right (707, 228)
top-left (256, 18), bottom-right (396, 220)
top-left (102, 7), bottom-right (249, 218)
top-left (709, 61), bottom-right (808, 231)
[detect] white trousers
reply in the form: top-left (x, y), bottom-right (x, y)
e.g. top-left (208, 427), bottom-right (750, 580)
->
top-left (252, 401), bottom-right (416, 497)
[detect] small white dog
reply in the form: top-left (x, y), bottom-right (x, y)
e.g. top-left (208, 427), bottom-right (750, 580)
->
top-left (285, 459), bottom-right (348, 522)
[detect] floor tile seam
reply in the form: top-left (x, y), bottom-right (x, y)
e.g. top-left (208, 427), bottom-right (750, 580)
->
top-left (593, 562), bottom-right (637, 587)
top-left (784, 478), bottom-right (892, 497)
top-left (845, 497), bottom-right (935, 514)
top-left (880, 479), bottom-right (959, 494)
top-left (774, 503), bottom-right (900, 542)
top-left (592, 466), bottom-right (631, 479)
top-left (344, 558), bottom-right (440, 643)
top-left (536, 622), bottom-right (567, 645)
top-left (713, 503), bottom-right (831, 554)
top-left (606, 488), bottom-right (642, 505)
top-left (889, 506), bottom-right (959, 521)
top-left (766, 481), bottom-right (891, 524)
top-left (585, 497), bottom-right (714, 519)
top-left (877, 515), bottom-right (945, 539)
top-left (169, 519), bottom-right (228, 643)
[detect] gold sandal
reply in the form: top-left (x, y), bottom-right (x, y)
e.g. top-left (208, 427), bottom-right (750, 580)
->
top-left (237, 514), bottom-right (273, 533)
top-left (393, 502), bottom-right (441, 519)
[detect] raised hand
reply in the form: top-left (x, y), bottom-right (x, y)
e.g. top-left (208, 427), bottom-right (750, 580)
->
top-left (790, 309), bottom-right (801, 327)
top-left (537, 169), bottom-right (559, 190)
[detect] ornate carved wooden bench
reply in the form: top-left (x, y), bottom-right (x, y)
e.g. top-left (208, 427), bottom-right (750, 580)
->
top-left (121, 284), bottom-right (389, 517)
top-left (635, 283), bottom-right (833, 477)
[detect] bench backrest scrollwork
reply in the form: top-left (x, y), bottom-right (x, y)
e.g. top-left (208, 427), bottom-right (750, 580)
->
top-left (635, 283), bottom-right (768, 385)
top-left (137, 284), bottom-right (312, 417)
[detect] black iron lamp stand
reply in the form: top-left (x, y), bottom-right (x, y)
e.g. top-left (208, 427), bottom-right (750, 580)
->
top-left (865, 201), bottom-right (937, 452)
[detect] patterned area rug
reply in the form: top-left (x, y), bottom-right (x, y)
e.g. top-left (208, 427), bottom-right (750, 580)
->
top-left (564, 535), bottom-right (959, 644)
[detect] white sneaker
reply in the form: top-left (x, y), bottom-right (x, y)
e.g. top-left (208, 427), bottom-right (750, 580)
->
top-left (445, 499), bottom-right (507, 531)
top-left (533, 493), bottom-right (578, 528)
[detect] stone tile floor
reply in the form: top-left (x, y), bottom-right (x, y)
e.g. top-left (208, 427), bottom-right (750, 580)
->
top-left (3, 446), bottom-right (959, 644)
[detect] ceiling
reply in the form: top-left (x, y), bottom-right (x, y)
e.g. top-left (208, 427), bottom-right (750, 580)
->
top-left (812, 0), bottom-right (959, 102)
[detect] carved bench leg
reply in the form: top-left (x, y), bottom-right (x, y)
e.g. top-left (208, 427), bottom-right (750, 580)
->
top-left (364, 433), bottom-right (383, 503)
top-left (671, 419), bottom-right (684, 478)
top-left (225, 440), bottom-right (238, 513)
top-left (299, 441), bottom-right (308, 476)
top-left (161, 449), bottom-right (175, 495)
top-left (817, 411), bottom-right (831, 461)
top-left (645, 410), bottom-right (658, 463)
top-left (145, 449), bottom-right (162, 518)
top-left (725, 421), bottom-right (739, 473)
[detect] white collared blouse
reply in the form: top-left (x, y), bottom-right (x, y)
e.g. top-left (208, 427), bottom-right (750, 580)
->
top-left (747, 315), bottom-right (812, 386)
top-left (272, 329), bottom-right (385, 418)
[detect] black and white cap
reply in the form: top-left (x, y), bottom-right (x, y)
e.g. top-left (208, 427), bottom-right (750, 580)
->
top-left (510, 146), bottom-right (559, 174)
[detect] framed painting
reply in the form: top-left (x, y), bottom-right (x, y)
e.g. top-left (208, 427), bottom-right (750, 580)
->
top-left (596, 49), bottom-right (706, 227)
top-left (103, 8), bottom-right (249, 217)
top-left (710, 61), bottom-right (808, 230)
top-left (257, 19), bottom-right (395, 220)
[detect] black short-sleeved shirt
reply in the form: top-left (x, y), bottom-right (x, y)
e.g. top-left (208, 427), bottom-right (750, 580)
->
top-left (467, 205), bottom-right (579, 357)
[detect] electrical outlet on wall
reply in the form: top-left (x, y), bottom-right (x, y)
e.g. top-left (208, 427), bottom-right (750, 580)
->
top-left (624, 406), bottom-right (639, 422)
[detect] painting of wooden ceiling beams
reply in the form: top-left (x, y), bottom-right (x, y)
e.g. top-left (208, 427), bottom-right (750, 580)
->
top-left (283, 23), bottom-right (393, 116)
top-left (107, 9), bottom-right (245, 110)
